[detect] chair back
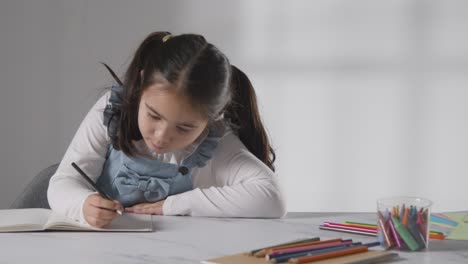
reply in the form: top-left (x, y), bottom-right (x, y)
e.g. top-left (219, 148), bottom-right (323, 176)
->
top-left (10, 163), bottom-right (59, 209)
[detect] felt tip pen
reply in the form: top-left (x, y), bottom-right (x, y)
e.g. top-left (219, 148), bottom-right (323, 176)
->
top-left (391, 215), bottom-right (419, 251)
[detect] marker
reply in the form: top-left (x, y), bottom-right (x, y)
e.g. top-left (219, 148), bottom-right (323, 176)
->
top-left (377, 211), bottom-right (394, 248)
top-left (388, 215), bottom-right (403, 249)
top-left (391, 215), bottom-right (419, 251)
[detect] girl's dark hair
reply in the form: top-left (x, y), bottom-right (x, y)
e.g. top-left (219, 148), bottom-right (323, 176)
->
top-left (103, 31), bottom-right (276, 171)
top-left (224, 66), bottom-right (276, 171)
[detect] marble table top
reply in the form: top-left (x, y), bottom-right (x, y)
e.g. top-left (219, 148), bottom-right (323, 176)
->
top-left (1, 212), bottom-right (467, 263)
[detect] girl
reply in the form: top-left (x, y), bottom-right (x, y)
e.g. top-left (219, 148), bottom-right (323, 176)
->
top-left (47, 31), bottom-right (286, 228)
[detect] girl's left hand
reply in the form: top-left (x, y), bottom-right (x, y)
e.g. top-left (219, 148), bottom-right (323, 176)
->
top-left (125, 200), bottom-right (165, 215)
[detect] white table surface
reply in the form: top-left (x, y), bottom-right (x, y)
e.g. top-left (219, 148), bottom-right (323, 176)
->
top-left (1, 212), bottom-right (467, 263)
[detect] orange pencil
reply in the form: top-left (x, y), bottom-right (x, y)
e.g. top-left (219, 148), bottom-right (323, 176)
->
top-left (429, 234), bottom-right (445, 240)
top-left (288, 246), bottom-right (368, 263)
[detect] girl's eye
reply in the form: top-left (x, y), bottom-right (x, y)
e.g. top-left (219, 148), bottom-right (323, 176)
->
top-left (177, 127), bottom-right (191, 133)
top-left (148, 113), bottom-right (161, 120)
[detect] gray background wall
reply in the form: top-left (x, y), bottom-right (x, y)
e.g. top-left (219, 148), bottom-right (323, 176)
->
top-left (1, 0), bottom-right (467, 212)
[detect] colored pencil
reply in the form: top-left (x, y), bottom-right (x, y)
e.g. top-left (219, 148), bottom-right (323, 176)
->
top-left (255, 238), bottom-right (337, 257)
top-left (267, 240), bottom-right (354, 259)
top-left (288, 245), bottom-right (369, 264)
top-left (338, 221), bottom-right (445, 240)
top-left (343, 221), bottom-right (377, 228)
top-left (249, 237), bottom-right (320, 256)
top-left (319, 225), bottom-right (377, 236)
top-left (322, 222), bottom-right (377, 232)
top-left (271, 244), bottom-right (356, 263)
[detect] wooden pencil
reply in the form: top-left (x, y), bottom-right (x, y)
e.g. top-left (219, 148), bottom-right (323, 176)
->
top-left (255, 238), bottom-right (341, 257)
top-left (288, 246), bottom-right (368, 264)
top-left (249, 237), bottom-right (320, 256)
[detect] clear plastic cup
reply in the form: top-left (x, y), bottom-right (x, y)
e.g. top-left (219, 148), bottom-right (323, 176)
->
top-left (377, 196), bottom-right (432, 251)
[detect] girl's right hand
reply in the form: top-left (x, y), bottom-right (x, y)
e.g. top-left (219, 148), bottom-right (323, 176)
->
top-left (83, 194), bottom-right (123, 228)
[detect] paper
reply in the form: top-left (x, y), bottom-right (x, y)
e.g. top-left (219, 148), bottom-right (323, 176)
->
top-left (0, 208), bottom-right (153, 232)
top-left (443, 212), bottom-right (468, 240)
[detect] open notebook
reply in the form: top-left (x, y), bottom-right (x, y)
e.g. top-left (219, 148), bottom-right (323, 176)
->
top-left (0, 208), bottom-right (153, 232)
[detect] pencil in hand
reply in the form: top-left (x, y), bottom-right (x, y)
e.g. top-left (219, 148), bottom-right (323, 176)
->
top-left (71, 162), bottom-right (123, 215)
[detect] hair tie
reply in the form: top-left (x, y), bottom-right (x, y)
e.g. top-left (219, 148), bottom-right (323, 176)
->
top-left (162, 35), bottom-right (172, 43)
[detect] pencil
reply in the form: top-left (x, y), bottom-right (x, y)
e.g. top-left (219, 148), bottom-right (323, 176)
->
top-left (322, 222), bottom-right (378, 232)
top-left (256, 238), bottom-right (340, 257)
top-left (288, 245), bottom-right (368, 263)
top-left (343, 221), bottom-right (377, 228)
top-left (249, 237), bottom-right (320, 256)
top-left (341, 223), bottom-right (377, 230)
top-left (429, 233), bottom-right (445, 240)
top-left (319, 225), bottom-right (377, 236)
top-left (271, 244), bottom-right (353, 263)
top-left (340, 221), bottom-right (444, 239)
top-left (268, 240), bottom-right (353, 257)
top-left (71, 162), bottom-right (122, 215)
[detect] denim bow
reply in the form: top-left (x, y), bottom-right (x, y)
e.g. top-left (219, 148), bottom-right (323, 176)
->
top-left (113, 172), bottom-right (171, 202)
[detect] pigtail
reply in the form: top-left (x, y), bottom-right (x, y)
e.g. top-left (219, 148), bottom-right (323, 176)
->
top-left (224, 65), bottom-right (276, 172)
top-left (101, 31), bottom-right (171, 156)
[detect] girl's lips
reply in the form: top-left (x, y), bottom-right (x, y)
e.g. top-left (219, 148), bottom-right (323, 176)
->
top-left (151, 143), bottom-right (166, 152)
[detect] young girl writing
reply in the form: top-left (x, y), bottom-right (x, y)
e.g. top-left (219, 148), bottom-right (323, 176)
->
top-left (47, 31), bottom-right (286, 228)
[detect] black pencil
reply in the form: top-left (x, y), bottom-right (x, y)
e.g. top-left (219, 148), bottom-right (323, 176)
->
top-left (71, 162), bottom-right (122, 215)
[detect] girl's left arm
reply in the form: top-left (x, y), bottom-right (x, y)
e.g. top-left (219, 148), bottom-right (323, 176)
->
top-left (162, 133), bottom-right (287, 218)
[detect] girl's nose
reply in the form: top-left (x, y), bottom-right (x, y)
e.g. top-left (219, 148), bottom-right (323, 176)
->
top-left (154, 125), bottom-right (171, 144)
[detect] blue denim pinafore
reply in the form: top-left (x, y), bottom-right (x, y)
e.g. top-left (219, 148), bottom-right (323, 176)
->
top-left (96, 86), bottom-right (222, 207)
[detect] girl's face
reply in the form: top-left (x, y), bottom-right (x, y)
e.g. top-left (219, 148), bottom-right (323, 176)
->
top-left (138, 83), bottom-right (209, 154)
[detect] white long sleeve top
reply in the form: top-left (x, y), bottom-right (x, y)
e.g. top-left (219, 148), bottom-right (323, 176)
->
top-left (47, 91), bottom-right (286, 224)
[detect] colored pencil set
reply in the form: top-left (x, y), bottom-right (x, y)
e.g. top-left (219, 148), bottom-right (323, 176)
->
top-left (319, 221), bottom-right (445, 240)
top-left (248, 237), bottom-right (393, 263)
top-left (377, 204), bottom-right (430, 251)
top-left (319, 222), bottom-right (378, 236)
